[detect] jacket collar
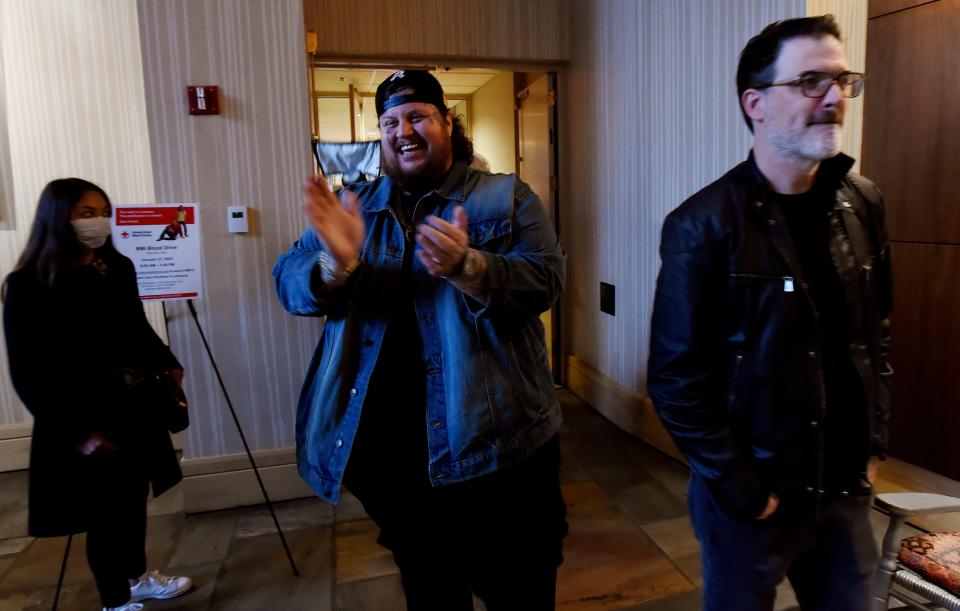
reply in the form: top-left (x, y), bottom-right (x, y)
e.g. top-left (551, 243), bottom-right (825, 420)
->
top-left (741, 149), bottom-right (856, 197)
top-left (434, 161), bottom-right (469, 202)
top-left (360, 161), bottom-right (469, 213)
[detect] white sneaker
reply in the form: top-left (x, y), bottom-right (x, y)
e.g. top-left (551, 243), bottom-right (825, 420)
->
top-left (103, 603), bottom-right (143, 611)
top-left (128, 569), bottom-right (193, 602)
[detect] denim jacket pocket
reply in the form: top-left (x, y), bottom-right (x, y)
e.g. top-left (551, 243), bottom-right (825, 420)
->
top-left (468, 217), bottom-right (512, 252)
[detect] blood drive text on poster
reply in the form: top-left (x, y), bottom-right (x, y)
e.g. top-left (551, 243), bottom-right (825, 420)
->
top-left (111, 204), bottom-right (203, 301)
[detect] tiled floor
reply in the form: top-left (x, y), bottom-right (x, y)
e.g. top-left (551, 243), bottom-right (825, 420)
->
top-left (0, 389), bottom-right (949, 610)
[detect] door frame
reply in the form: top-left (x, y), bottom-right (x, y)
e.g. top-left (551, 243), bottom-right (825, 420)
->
top-left (515, 72), bottom-right (562, 383)
top-left (309, 56), bottom-right (566, 381)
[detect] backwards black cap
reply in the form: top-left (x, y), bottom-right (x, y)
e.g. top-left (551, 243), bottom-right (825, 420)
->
top-left (375, 70), bottom-right (447, 116)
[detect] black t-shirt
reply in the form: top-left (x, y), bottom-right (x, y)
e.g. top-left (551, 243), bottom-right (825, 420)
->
top-left (343, 190), bottom-right (433, 491)
top-left (775, 189), bottom-right (869, 490)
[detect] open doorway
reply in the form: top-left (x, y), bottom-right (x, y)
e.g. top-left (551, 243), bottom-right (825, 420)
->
top-left (308, 63), bottom-right (560, 379)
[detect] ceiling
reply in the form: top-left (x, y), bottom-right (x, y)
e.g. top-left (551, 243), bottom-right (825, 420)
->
top-left (313, 67), bottom-right (501, 96)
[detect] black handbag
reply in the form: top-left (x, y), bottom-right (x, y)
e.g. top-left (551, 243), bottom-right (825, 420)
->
top-left (117, 367), bottom-right (190, 433)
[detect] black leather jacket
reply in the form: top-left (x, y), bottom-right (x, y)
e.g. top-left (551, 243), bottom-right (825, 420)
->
top-left (648, 152), bottom-right (893, 520)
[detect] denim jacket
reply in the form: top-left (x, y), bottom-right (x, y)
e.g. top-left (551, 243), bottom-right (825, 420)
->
top-left (274, 162), bottom-right (565, 503)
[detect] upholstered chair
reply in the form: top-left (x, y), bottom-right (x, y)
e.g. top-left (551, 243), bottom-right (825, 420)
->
top-left (872, 493), bottom-right (960, 610)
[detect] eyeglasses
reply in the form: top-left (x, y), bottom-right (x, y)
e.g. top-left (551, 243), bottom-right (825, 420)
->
top-left (754, 71), bottom-right (865, 99)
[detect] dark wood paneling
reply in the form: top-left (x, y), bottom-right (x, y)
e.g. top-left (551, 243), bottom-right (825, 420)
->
top-left (887, 243), bottom-right (960, 481)
top-left (867, 0), bottom-right (940, 19)
top-left (862, 0), bottom-right (960, 244)
top-left (869, 0), bottom-right (939, 19)
top-left (303, 0), bottom-right (570, 63)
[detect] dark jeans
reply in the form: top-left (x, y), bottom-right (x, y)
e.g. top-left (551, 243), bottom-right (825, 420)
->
top-left (689, 474), bottom-right (878, 611)
top-left (84, 452), bottom-right (149, 607)
top-left (345, 435), bottom-right (568, 611)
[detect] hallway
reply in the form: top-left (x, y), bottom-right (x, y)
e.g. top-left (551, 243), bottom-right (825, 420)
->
top-left (0, 389), bottom-right (931, 610)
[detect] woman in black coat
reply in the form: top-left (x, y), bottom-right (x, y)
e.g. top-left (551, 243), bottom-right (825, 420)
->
top-left (3, 179), bottom-right (192, 611)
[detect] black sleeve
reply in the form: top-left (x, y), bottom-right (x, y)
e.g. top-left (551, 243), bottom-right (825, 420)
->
top-left (3, 273), bottom-right (95, 444)
top-left (850, 175), bottom-right (893, 457)
top-left (647, 209), bottom-right (769, 520)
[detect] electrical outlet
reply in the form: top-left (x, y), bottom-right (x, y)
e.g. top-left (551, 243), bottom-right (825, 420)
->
top-left (600, 282), bottom-right (615, 316)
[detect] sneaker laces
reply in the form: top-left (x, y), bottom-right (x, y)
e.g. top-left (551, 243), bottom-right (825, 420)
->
top-left (139, 569), bottom-right (171, 587)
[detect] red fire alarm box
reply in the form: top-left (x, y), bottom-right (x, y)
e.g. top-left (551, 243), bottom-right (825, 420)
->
top-left (187, 85), bottom-right (219, 115)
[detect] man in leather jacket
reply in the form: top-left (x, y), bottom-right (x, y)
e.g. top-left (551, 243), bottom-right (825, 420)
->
top-left (648, 16), bottom-right (892, 611)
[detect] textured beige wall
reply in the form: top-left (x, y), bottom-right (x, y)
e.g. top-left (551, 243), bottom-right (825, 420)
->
top-left (471, 71), bottom-right (517, 174)
top-left (304, 0), bottom-right (570, 63)
top-left (0, 8), bottom-right (13, 233)
top-left (137, 0), bottom-right (316, 459)
top-left (560, 0), bottom-right (808, 396)
top-left (0, 0), bottom-right (165, 429)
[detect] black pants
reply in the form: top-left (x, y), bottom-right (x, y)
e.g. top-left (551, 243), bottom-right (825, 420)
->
top-left (689, 474), bottom-right (878, 611)
top-left (84, 452), bottom-right (149, 607)
top-left (345, 435), bottom-right (568, 611)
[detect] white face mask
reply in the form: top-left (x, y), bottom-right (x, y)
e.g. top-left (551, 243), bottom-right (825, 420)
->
top-left (70, 217), bottom-right (112, 249)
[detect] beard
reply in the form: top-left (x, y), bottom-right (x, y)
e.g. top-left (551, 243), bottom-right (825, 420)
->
top-left (381, 139), bottom-right (453, 196)
top-left (771, 109), bottom-right (843, 161)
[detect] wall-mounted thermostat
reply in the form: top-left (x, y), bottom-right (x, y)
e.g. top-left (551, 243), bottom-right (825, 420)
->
top-left (227, 206), bottom-right (249, 233)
